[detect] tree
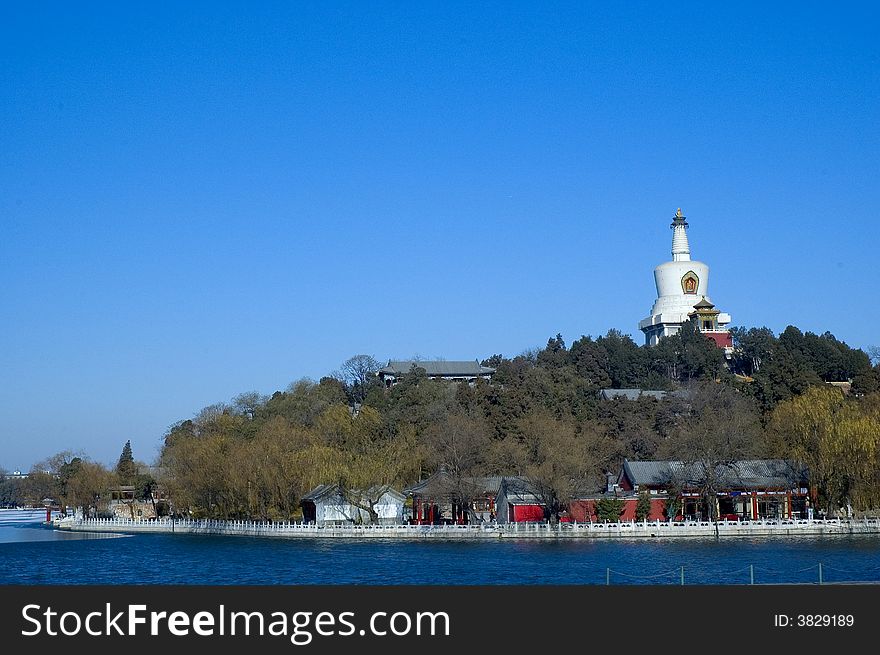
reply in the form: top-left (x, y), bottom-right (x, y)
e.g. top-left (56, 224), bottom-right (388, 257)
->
top-left (635, 491), bottom-right (652, 521)
top-left (116, 440), bottom-right (137, 484)
top-left (749, 352), bottom-right (822, 412)
top-left (537, 333), bottom-right (567, 368)
top-left (660, 382), bottom-right (762, 527)
top-left (769, 387), bottom-right (880, 514)
top-left (506, 412), bottom-right (610, 524)
top-left (569, 336), bottom-right (612, 389)
top-left (424, 412), bottom-right (491, 522)
top-left (0, 468), bottom-right (57, 508)
top-left (654, 320), bottom-right (725, 384)
top-left (337, 355), bottom-right (383, 404)
top-left (59, 459), bottom-right (114, 517)
top-left (597, 396), bottom-right (662, 460)
top-left (313, 404), bottom-right (421, 523)
top-left (596, 329), bottom-right (647, 388)
top-left (332, 431), bottom-right (421, 524)
top-left (853, 366), bottom-right (880, 396)
top-left (595, 497), bottom-right (625, 522)
top-left (232, 391), bottom-right (266, 419)
top-left (662, 493), bottom-right (682, 521)
top-left (730, 326), bottom-right (776, 376)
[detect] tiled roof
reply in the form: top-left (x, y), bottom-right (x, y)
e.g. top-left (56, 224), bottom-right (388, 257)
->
top-left (404, 470), bottom-right (503, 496)
top-left (622, 459), bottom-right (808, 490)
top-left (497, 476), bottom-right (539, 502)
top-left (301, 484), bottom-right (405, 503)
top-left (379, 360), bottom-right (495, 377)
top-left (301, 484), bottom-right (339, 502)
top-left (598, 389), bottom-right (673, 401)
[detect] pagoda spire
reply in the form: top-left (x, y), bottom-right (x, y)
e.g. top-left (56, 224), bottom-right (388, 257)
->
top-left (670, 207), bottom-right (690, 262)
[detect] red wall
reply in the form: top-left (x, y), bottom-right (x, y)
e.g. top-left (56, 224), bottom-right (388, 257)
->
top-left (569, 500), bottom-right (593, 522)
top-left (705, 332), bottom-right (733, 348)
top-left (621, 498), bottom-right (666, 521)
top-left (511, 504), bottom-right (545, 522)
top-left (569, 498), bottom-right (666, 522)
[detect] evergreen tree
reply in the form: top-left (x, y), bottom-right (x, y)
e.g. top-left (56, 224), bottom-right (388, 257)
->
top-left (116, 440), bottom-right (137, 483)
top-left (635, 491), bottom-right (652, 521)
top-left (595, 496), bottom-right (625, 522)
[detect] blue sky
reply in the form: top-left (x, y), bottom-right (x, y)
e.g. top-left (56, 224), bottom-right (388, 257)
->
top-left (1, 3), bottom-right (878, 470)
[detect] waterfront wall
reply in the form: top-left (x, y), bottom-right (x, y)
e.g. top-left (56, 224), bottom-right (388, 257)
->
top-left (53, 516), bottom-right (880, 540)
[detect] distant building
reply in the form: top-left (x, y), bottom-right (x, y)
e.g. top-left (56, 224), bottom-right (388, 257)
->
top-left (596, 388), bottom-right (688, 401)
top-left (598, 388), bottom-right (666, 401)
top-left (638, 209), bottom-right (733, 355)
top-left (107, 485), bottom-right (167, 519)
top-left (377, 360), bottom-right (495, 388)
top-left (618, 459), bottom-right (811, 521)
top-left (494, 477), bottom-right (545, 524)
top-left (405, 471), bottom-right (501, 524)
top-left (300, 484), bottom-right (405, 526)
top-left (490, 458), bottom-right (811, 524)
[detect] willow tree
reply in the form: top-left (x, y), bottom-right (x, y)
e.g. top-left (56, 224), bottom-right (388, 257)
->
top-left (770, 387), bottom-right (880, 514)
top-left (61, 459), bottom-right (114, 517)
top-left (315, 404), bottom-right (422, 523)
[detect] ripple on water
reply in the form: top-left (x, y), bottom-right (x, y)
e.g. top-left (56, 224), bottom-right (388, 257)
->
top-left (2, 532), bottom-right (880, 585)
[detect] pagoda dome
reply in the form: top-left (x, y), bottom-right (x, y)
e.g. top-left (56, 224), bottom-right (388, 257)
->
top-left (638, 209), bottom-right (731, 347)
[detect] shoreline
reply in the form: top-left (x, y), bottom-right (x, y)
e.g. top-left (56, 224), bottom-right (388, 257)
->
top-left (53, 516), bottom-right (880, 540)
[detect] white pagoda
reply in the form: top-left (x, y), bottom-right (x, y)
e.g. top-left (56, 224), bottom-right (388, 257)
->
top-left (638, 209), bottom-right (732, 351)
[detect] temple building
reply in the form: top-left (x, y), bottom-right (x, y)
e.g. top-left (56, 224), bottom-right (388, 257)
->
top-left (638, 209), bottom-right (732, 353)
top-left (377, 360), bottom-right (495, 388)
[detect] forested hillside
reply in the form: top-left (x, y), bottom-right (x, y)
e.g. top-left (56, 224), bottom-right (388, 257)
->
top-left (5, 323), bottom-right (880, 518)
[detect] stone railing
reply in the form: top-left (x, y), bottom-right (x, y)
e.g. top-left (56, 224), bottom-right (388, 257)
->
top-left (53, 516), bottom-right (880, 539)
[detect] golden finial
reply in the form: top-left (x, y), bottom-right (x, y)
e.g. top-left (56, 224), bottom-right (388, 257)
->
top-left (675, 208), bottom-right (683, 218)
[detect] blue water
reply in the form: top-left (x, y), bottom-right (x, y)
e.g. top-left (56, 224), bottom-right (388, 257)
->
top-left (2, 526), bottom-right (880, 585)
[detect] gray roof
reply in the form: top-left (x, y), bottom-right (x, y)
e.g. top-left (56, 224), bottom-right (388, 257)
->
top-left (379, 360), bottom-right (495, 377)
top-left (301, 484), bottom-right (405, 503)
top-left (497, 476), bottom-right (540, 503)
top-left (621, 459), bottom-right (808, 490)
top-left (496, 476), bottom-right (599, 502)
top-left (598, 389), bottom-right (669, 401)
top-left (301, 484), bottom-right (340, 502)
top-left (404, 470), bottom-right (503, 497)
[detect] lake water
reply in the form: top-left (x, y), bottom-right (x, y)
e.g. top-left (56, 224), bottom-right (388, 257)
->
top-left (2, 525), bottom-right (880, 585)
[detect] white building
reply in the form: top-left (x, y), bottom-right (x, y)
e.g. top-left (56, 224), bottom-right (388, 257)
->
top-left (300, 484), bottom-right (405, 526)
top-left (638, 209), bottom-right (732, 352)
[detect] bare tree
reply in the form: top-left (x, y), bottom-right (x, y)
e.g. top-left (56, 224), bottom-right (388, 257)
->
top-left (337, 355), bottom-right (383, 404)
top-left (232, 391), bottom-right (266, 419)
top-left (511, 412), bottom-right (611, 524)
top-left (425, 412), bottom-right (491, 522)
top-left (660, 382), bottom-right (761, 533)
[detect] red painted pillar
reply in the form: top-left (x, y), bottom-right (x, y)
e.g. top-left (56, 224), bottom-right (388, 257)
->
top-left (752, 492), bottom-right (758, 519)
